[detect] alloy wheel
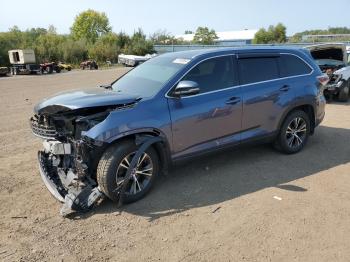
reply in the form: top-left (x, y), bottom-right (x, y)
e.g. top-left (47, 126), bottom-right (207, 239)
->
top-left (285, 117), bottom-right (307, 149)
top-left (116, 152), bottom-right (154, 195)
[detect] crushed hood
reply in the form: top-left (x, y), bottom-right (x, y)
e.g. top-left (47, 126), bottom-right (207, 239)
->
top-left (34, 88), bottom-right (140, 114)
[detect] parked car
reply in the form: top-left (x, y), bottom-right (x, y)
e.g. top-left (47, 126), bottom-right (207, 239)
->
top-left (80, 60), bottom-right (98, 70)
top-left (305, 43), bottom-right (350, 101)
top-left (30, 47), bottom-right (326, 215)
top-left (58, 62), bottom-right (72, 71)
top-left (0, 66), bottom-right (8, 76)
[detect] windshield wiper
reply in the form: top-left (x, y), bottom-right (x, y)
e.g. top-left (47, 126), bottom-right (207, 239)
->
top-left (99, 84), bottom-right (112, 90)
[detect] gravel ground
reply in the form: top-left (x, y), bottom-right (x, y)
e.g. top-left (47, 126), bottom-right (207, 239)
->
top-left (0, 68), bottom-right (349, 262)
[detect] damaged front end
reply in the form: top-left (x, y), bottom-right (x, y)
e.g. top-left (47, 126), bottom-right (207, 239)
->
top-left (306, 44), bottom-right (350, 100)
top-left (30, 104), bottom-right (126, 216)
top-left (324, 67), bottom-right (349, 96)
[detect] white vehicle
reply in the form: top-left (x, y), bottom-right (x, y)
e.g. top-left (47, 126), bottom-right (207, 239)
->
top-left (9, 49), bottom-right (36, 64)
top-left (306, 43), bottom-right (350, 101)
top-left (8, 49), bottom-right (41, 75)
top-left (118, 54), bottom-right (156, 67)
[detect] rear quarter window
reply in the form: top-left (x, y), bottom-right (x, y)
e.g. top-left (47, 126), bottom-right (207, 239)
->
top-left (238, 57), bottom-right (279, 85)
top-left (279, 54), bottom-right (312, 77)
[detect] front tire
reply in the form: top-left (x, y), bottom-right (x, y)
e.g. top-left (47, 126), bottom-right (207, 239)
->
top-left (46, 66), bottom-right (53, 74)
top-left (97, 140), bottom-right (159, 203)
top-left (275, 110), bottom-right (310, 154)
top-left (338, 82), bottom-right (349, 102)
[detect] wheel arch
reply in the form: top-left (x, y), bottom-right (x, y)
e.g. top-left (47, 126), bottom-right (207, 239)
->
top-left (278, 104), bottom-right (316, 134)
top-left (106, 128), bottom-right (172, 175)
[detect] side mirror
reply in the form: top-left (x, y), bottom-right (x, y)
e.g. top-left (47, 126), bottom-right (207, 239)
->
top-left (173, 81), bottom-right (200, 97)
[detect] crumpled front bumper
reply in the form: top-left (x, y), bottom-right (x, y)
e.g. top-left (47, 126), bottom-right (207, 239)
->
top-left (38, 151), bottom-right (66, 202)
top-left (38, 151), bottom-right (104, 217)
top-left (325, 79), bottom-right (346, 94)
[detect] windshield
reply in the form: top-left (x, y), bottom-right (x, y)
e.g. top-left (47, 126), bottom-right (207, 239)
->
top-left (112, 55), bottom-right (189, 97)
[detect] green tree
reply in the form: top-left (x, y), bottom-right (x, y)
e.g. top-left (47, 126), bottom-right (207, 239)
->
top-left (115, 32), bottom-right (131, 52)
top-left (71, 9), bottom-right (111, 43)
top-left (60, 38), bottom-right (88, 63)
top-left (253, 23), bottom-right (287, 44)
top-left (272, 23), bottom-right (287, 43)
top-left (290, 27), bottom-right (350, 42)
top-left (253, 28), bottom-right (273, 44)
top-left (126, 28), bottom-right (154, 55)
top-left (88, 33), bottom-right (120, 62)
top-left (150, 30), bottom-right (177, 45)
top-left (193, 27), bottom-right (218, 45)
top-left (35, 33), bottom-right (65, 62)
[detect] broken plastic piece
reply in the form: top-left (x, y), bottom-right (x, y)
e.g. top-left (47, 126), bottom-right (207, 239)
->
top-left (60, 186), bottom-right (104, 217)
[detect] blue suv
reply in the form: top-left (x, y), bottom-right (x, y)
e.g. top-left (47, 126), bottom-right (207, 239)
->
top-left (30, 47), bottom-right (326, 215)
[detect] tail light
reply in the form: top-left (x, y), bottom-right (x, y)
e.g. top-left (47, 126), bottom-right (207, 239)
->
top-left (317, 74), bottom-right (329, 86)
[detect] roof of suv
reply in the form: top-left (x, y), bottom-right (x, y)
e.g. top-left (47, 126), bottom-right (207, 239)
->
top-left (160, 46), bottom-right (310, 60)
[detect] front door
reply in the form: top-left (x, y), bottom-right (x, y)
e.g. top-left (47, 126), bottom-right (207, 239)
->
top-left (167, 55), bottom-right (242, 159)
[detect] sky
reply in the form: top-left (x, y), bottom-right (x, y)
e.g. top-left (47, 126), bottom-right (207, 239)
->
top-left (0, 0), bottom-right (349, 36)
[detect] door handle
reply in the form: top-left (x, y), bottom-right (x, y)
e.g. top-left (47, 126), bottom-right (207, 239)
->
top-left (226, 97), bottom-right (241, 105)
top-left (279, 85), bottom-right (290, 92)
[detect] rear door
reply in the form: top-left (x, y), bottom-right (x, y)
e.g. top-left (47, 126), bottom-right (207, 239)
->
top-left (167, 55), bottom-right (242, 159)
top-left (237, 53), bottom-right (296, 140)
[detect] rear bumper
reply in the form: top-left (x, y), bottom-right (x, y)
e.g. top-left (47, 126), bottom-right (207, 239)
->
top-left (315, 111), bottom-right (325, 127)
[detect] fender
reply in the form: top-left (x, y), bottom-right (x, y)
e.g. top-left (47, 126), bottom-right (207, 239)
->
top-left (276, 102), bottom-right (316, 134)
top-left (106, 128), bottom-right (172, 174)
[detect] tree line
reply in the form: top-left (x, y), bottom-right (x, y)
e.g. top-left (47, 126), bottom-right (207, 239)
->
top-left (253, 24), bottom-right (350, 44)
top-left (0, 9), bottom-right (219, 66)
top-left (0, 10), bottom-right (154, 66)
top-left (1, 9), bottom-right (349, 66)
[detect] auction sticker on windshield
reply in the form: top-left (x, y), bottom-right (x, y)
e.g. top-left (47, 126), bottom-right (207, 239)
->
top-left (173, 58), bottom-right (191, 64)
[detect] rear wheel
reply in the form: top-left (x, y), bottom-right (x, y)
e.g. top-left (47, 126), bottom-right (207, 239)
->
top-left (275, 110), bottom-right (310, 154)
top-left (97, 140), bottom-right (159, 203)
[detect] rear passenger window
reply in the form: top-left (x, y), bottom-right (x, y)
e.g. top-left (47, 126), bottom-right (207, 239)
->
top-left (279, 54), bottom-right (312, 77)
top-left (238, 57), bottom-right (279, 85)
top-left (182, 56), bottom-right (236, 94)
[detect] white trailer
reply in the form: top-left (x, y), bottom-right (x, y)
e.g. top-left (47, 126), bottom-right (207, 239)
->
top-left (8, 49), bottom-right (41, 75)
top-left (118, 54), bottom-right (156, 67)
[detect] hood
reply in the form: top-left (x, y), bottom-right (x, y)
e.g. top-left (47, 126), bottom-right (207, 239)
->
top-left (34, 88), bottom-right (140, 114)
top-left (305, 44), bottom-right (347, 64)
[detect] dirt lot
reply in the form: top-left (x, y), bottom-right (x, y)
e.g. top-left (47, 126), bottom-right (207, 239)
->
top-left (0, 68), bottom-right (350, 262)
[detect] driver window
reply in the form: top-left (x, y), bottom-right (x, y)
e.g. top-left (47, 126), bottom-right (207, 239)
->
top-left (182, 56), bottom-right (236, 94)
